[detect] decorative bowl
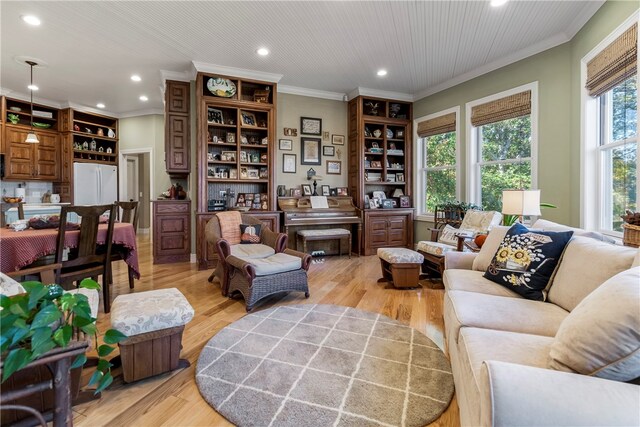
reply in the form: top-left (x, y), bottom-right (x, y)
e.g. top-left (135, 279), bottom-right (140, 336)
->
top-left (32, 122), bottom-right (52, 129)
top-left (2, 196), bottom-right (23, 203)
top-left (9, 107), bottom-right (21, 112)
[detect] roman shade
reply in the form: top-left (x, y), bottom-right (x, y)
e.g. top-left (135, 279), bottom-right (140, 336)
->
top-left (586, 23), bottom-right (637, 97)
top-left (417, 112), bottom-right (456, 137)
top-left (471, 91), bottom-right (531, 127)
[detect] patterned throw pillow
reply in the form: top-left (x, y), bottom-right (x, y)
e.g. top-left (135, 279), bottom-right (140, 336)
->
top-left (240, 224), bottom-right (261, 244)
top-left (483, 223), bottom-right (573, 300)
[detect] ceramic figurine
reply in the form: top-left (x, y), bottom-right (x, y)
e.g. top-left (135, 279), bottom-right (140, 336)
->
top-left (97, 128), bottom-right (104, 137)
top-left (106, 147), bottom-right (112, 154)
top-left (85, 127), bottom-right (92, 134)
top-left (373, 129), bottom-right (382, 138)
top-left (82, 141), bottom-right (89, 150)
top-left (107, 128), bottom-right (116, 138)
top-left (98, 146), bottom-right (104, 152)
top-left (74, 124), bottom-right (81, 132)
top-left (90, 138), bottom-right (97, 151)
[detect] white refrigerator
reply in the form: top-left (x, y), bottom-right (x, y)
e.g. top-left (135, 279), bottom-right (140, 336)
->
top-left (73, 163), bottom-right (118, 205)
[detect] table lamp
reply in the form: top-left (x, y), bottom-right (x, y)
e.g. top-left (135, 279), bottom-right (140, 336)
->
top-left (502, 189), bottom-right (541, 223)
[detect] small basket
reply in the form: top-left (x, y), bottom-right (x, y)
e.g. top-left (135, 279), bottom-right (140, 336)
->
top-left (622, 223), bottom-right (640, 247)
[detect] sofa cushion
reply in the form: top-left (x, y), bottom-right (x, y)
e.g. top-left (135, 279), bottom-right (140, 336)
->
top-left (548, 236), bottom-right (636, 311)
top-left (634, 249), bottom-right (640, 267)
top-left (460, 210), bottom-right (502, 234)
top-left (549, 267), bottom-right (640, 382)
top-left (472, 226), bottom-right (510, 271)
top-left (417, 240), bottom-right (456, 256)
top-left (240, 223), bottom-right (261, 244)
top-left (230, 243), bottom-right (275, 259)
top-left (483, 224), bottom-right (573, 300)
top-left (444, 290), bottom-right (568, 344)
top-left (443, 269), bottom-right (522, 298)
top-left (229, 252), bottom-right (302, 276)
top-left (532, 219), bottom-right (616, 244)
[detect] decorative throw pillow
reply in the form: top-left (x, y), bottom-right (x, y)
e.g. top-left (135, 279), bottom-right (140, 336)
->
top-left (483, 223), bottom-right (573, 300)
top-left (548, 267), bottom-right (640, 381)
top-left (240, 224), bottom-right (261, 244)
top-left (438, 224), bottom-right (474, 247)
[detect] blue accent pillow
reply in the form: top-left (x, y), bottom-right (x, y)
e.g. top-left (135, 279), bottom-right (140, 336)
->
top-left (483, 223), bottom-right (573, 300)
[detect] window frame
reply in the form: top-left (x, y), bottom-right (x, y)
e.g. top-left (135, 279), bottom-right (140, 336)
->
top-left (580, 12), bottom-right (639, 237)
top-left (413, 106), bottom-right (461, 221)
top-left (465, 82), bottom-right (539, 207)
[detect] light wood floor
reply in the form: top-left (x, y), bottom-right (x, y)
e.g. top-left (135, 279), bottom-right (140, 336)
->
top-left (75, 235), bottom-right (459, 427)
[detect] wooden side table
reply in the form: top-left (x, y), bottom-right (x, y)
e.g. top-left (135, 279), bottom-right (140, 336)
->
top-left (419, 250), bottom-right (445, 278)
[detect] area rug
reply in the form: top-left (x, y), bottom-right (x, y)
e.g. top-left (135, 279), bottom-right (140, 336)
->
top-left (196, 304), bottom-right (454, 427)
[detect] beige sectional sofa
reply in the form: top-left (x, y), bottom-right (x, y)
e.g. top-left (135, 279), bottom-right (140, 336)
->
top-left (442, 220), bottom-right (640, 426)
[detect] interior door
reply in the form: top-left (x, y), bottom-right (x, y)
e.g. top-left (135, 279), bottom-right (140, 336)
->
top-left (125, 155), bottom-right (139, 203)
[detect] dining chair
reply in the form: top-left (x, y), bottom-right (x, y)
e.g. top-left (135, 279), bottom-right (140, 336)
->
top-left (113, 200), bottom-right (139, 289)
top-left (0, 201), bottom-right (24, 227)
top-left (56, 204), bottom-right (116, 313)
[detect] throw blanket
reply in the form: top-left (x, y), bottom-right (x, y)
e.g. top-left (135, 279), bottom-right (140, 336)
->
top-left (216, 211), bottom-right (242, 245)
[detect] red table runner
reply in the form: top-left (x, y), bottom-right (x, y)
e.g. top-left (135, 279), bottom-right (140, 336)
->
top-left (0, 223), bottom-right (140, 278)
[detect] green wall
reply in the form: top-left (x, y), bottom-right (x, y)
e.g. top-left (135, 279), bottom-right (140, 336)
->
top-left (412, 0), bottom-right (637, 242)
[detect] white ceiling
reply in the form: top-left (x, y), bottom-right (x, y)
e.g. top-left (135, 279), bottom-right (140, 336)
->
top-left (0, 1), bottom-right (603, 116)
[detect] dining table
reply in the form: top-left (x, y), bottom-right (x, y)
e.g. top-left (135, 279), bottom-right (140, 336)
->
top-left (0, 222), bottom-right (140, 279)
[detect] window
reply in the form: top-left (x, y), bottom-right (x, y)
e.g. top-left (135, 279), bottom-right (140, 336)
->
top-left (414, 107), bottom-right (460, 217)
top-left (597, 75), bottom-right (637, 233)
top-left (467, 83), bottom-right (537, 211)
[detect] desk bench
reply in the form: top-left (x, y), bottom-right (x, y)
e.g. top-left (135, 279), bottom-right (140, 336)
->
top-left (296, 228), bottom-right (351, 258)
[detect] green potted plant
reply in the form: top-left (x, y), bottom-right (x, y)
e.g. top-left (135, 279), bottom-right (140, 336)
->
top-left (1, 278), bottom-right (126, 393)
top-left (502, 202), bottom-right (557, 226)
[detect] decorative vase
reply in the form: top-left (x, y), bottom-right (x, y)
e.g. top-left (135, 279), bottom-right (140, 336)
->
top-left (277, 185), bottom-right (286, 197)
top-left (107, 128), bottom-right (116, 138)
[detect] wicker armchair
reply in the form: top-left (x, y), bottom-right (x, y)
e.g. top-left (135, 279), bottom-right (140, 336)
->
top-left (205, 213), bottom-right (287, 296)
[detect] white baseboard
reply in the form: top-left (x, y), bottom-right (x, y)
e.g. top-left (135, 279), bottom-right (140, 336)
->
top-left (190, 253), bottom-right (196, 263)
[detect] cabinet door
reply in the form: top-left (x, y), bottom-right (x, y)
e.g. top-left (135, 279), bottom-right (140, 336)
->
top-left (165, 114), bottom-right (190, 173)
top-left (156, 215), bottom-right (189, 253)
top-left (368, 216), bottom-right (390, 248)
top-left (4, 128), bottom-right (35, 179)
top-left (35, 132), bottom-right (59, 180)
top-left (167, 82), bottom-right (190, 114)
top-left (387, 215), bottom-right (408, 246)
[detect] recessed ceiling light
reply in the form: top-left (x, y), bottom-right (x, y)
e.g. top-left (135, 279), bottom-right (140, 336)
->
top-left (377, 69), bottom-right (388, 77)
top-left (131, 74), bottom-right (141, 82)
top-left (27, 84), bottom-right (38, 91)
top-left (96, 103), bottom-right (105, 109)
top-left (490, 0), bottom-right (508, 7)
top-left (256, 48), bottom-right (269, 56)
top-left (21, 15), bottom-right (41, 26)
top-left (139, 95), bottom-right (148, 102)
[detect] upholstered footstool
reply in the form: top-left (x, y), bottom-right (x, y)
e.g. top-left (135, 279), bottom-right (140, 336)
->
top-left (377, 248), bottom-right (424, 289)
top-left (111, 288), bottom-right (195, 383)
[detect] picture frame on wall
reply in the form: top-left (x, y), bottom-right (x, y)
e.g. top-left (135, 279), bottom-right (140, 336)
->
top-left (300, 117), bottom-right (322, 135)
top-left (326, 160), bottom-right (341, 175)
top-left (323, 146), bottom-right (335, 156)
top-left (302, 184), bottom-right (313, 196)
top-left (283, 153), bottom-right (297, 173)
top-left (321, 185), bottom-right (330, 196)
top-left (301, 137), bottom-right (321, 165)
top-left (279, 139), bottom-right (293, 150)
top-left (332, 134), bottom-right (345, 145)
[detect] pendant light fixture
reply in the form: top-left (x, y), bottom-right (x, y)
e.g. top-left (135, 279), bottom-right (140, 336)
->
top-left (25, 60), bottom-right (39, 144)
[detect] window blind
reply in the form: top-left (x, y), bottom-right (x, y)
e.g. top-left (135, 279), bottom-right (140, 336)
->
top-left (586, 23), bottom-right (637, 97)
top-left (416, 112), bottom-right (456, 137)
top-left (470, 90), bottom-right (531, 127)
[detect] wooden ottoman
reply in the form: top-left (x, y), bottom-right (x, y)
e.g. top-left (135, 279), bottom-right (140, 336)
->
top-left (297, 228), bottom-right (352, 258)
top-left (377, 248), bottom-right (424, 289)
top-left (111, 288), bottom-right (195, 383)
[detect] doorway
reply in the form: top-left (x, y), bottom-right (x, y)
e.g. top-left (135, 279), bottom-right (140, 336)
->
top-left (119, 148), bottom-right (153, 234)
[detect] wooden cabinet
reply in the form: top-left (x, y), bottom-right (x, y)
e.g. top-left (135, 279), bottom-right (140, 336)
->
top-left (195, 73), bottom-right (277, 269)
top-left (196, 211), bottom-right (280, 270)
top-left (348, 96), bottom-right (413, 255)
top-left (152, 200), bottom-right (191, 264)
top-left (165, 80), bottom-right (190, 175)
top-left (3, 126), bottom-right (60, 181)
top-left (363, 209), bottom-right (414, 256)
top-left (59, 109), bottom-right (118, 165)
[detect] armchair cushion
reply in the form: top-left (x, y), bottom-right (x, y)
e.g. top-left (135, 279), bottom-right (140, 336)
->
top-left (227, 252), bottom-right (302, 276)
top-left (548, 267), bottom-right (640, 382)
top-left (417, 240), bottom-right (456, 256)
top-left (460, 210), bottom-right (502, 233)
top-left (230, 243), bottom-right (275, 259)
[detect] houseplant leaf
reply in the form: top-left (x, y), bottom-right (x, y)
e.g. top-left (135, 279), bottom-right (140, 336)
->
top-left (2, 348), bottom-right (31, 382)
top-left (30, 304), bottom-right (61, 329)
top-left (103, 329), bottom-right (127, 345)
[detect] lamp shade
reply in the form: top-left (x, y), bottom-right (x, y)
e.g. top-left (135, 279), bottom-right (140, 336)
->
top-left (502, 189), bottom-right (541, 216)
top-left (25, 132), bottom-right (40, 144)
top-left (392, 188), bottom-right (404, 198)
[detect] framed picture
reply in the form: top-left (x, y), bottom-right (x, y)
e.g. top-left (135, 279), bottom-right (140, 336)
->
top-left (283, 154), bottom-right (296, 173)
top-left (240, 167), bottom-right (248, 179)
top-left (326, 160), bottom-right (341, 175)
top-left (208, 108), bottom-right (223, 124)
top-left (279, 139), bottom-right (293, 150)
top-left (301, 137), bottom-right (321, 165)
top-left (229, 168), bottom-right (238, 179)
top-left (399, 195), bottom-right (411, 208)
top-left (226, 132), bottom-right (235, 143)
top-left (396, 173), bottom-right (405, 182)
top-left (260, 153), bottom-right (268, 163)
top-left (259, 168), bottom-right (268, 178)
top-left (332, 134), bottom-right (345, 145)
top-left (396, 129), bottom-right (404, 138)
top-left (337, 187), bottom-right (348, 196)
top-left (382, 199), bottom-right (394, 209)
top-left (373, 191), bottom-right (386, 200)
top-left (321, 185), bottom-right (330, 196)
top-left (323, 146), bottom-right (335, 156)
top-left (369, 198), bottom-right (379, 209)
top-left (371, 142), bottom-right (379, 149)
top-left (241, 111), bottom-right (256, 126)
top-left (248, 169), bottom-right (259, 179)
top-left (221, 151), bottom-right (236, 162)
top-left (241, 135), bottom-right (248, 144)
top-left (300, 117), bottom-right (322, 135)
top-left (388, 142), bottom-right (396, 150)
top-left (386, 175), bottom-right (396, 182)
top-left (371, 160), bottom-right (382, 168)
top-left (302, 184), bottom-right (312, 196)
top-left (291, 188), bottom-right (302, 197)
top-left (240, 151), bottom-right (248, 162)
top-left (284, 128), bottom-right (298, 136)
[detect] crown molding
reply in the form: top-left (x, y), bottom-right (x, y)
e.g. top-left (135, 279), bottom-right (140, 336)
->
top-left (413, 32), bottom-right (569, 102)
top-left (160, 69), bottom-right (192, 83)
top-left (563, 1), bottom-right (606, 41)
top-left (278, 85), bottom-right (346, 101)
top-left (192, 61), bottom-right (283, 83)
top-left (347, 87), bottom-right (414, 102)
top-left (118, 108), bottom-right (164, 119)
top-left (1, 87), bottom-right (64, 109)
top-left (63, 101), bottom-right (118, 118)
